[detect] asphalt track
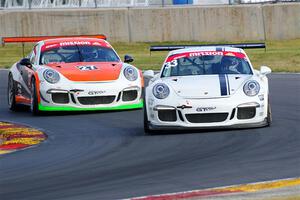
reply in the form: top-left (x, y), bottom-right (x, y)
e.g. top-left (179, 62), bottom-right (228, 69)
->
top-left (0, 70), bottom-right (299, 200)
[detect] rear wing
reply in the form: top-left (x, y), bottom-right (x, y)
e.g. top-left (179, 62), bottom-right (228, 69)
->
top-left (1, 34), bottom-right (107, 46)
top-left (150, 43), bottom-right (266, 52)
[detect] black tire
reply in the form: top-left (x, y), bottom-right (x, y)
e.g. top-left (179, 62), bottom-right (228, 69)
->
top-left (30, 78), bottom-right (41, 115)
top-left (267, 101), bottom-right (272, 126)
top-left (143, 101), bottom-right (155, 135)
top-left (7, 73), bottom-right (19, 111)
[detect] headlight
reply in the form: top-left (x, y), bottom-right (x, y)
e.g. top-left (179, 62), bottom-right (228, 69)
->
top-left (153, 83), bottom-right (170, 99)
top-left (43, 69), bottom-right (60, 84)
top-left (243, 80), bottom-right (260, 96)
top-left (124, 66), bottom-right (138, 81)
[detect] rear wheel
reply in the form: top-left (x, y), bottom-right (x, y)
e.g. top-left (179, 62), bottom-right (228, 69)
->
top-left (7, 74), bottom-right (18, 111)
top-left (30, 78), bottom-right (41, 115)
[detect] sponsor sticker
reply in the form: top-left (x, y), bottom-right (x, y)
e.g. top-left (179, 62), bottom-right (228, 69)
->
top-left (92, 42), bottom-right (102, 46)
top-left (45, 44), bottom-right (59, 49)
top-left (166, 51), bottom-right (246, 62)
top-left (60, 41), bottom-right (91, 46)
top-left (88, 91), bottom-right (105, 95)
top-left (196, 107), bottom-right (216, 112)
top-left (225, 52), bottom-right (235, 57)
top-left (189, 51), bottom-right (223, 57)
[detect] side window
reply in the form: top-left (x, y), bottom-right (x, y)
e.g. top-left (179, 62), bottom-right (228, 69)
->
top-left (29, 51), bottom-right (36, 64)
top-left (29, 45), bottom-right (38, 64)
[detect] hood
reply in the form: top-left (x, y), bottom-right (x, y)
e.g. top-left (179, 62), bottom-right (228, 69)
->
top-left (45, 62), bottom-right (122, 82)
top-left (164, 74), bottom-right (252, 98)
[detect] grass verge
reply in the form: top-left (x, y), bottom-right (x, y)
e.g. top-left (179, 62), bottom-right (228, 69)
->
top-left (0, 39), bottom-right (299, 72)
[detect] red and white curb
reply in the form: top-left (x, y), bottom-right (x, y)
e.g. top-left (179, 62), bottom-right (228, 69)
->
top-left (128, 177), bottom-right (300, 200)
top-left (0, 121), bottom-right (46, 155)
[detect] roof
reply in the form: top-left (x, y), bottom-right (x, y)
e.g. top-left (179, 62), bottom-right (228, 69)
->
top-left (168, 46), bottom-right (245, 57)
top-left (40, 37), bottom-right (112, 51)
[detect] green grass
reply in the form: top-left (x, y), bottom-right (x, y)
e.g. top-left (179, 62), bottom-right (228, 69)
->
top-left (1, 39), bottom-right (300, 72)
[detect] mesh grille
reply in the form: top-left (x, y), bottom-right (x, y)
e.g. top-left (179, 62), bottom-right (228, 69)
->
top-left (52, 93), bottom-right (69, 104)
top-left (158, 110), bottom-right (177, 122)
top-left (186, 113), bottom-right (228, 123)
top-left (78, 96), bottom-right (115, 105)
top-left (122, 90), bottom-right (138, 101)
top-left (237, 107), bottom-right (256, 119)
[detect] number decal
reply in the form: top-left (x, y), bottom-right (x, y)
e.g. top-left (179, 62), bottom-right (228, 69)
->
top-left (164, 60), bottom-right (178, 69)
top-left (77, 65), bottom-right (98, 71)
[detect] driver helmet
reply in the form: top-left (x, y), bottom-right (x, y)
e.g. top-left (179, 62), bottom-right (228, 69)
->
top-left (222, 56), bottom-right (239, 73)
top-left (81, 47), bottom-right (98, 60)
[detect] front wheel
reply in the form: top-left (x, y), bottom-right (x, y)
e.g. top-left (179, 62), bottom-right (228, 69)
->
top-left (30, 78), bottom-right (41, 115)
top-left (267, 101), bottom-right (272, 126)
top-left (8, 74), bottom-right (19, 111)
top-left (144, 102), bottom-right (155, 135)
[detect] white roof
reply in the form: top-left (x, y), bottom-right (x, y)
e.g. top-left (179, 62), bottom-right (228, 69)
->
top-left (168, 46), bottom-right (245, 57)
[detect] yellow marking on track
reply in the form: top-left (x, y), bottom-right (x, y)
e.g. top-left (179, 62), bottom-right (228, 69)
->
top-left (0, 122), bottom-right (11, 126)
top-left (219, 178), bottom-right (300, 193)
top-left (0, 122), bottom-right (46, 155)
top-left (2, 137), bottom-right (44, 145)
top-left (0, 150), bottom-right (13, 154)
top-left (130, 177), bottom-right (300, 200)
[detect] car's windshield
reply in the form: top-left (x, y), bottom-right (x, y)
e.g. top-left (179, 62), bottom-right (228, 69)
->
top-left (162, 53), bottom-right (252, 77)
top-left (40, 45), bottom-right (120, 64)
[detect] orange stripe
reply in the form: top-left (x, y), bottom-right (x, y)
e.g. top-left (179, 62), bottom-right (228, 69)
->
top-left (2, 34), bottom-right (106, 44)
top-left (33, 71), bottom-right (41, 103)
top-left (15, 95), bottom-right (31, 104)
top-left (139, 70), bottom-right (145, 87)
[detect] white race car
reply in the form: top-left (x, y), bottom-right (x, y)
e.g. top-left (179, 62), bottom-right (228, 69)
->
top-left (143, 44), bottom-right (272, 133)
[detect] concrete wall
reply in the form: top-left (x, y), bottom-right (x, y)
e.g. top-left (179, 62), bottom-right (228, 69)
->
top-left (263, 3), bottom-right (300, 40)
top-left (0, 3), bottom-right (299, 42)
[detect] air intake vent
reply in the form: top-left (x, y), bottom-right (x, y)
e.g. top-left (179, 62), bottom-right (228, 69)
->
top-left (78, 96), bottom-right (115, 105)
top-left (158, 110), bottom-right (177, 122)
top-left (237, 107), bottom-right (256, 119)
top-left (52, 93), bottom-right (69, 104)
top-left (186, 113), bottom-right (228, 123)
top-left (122, 90), bottom-right (138, 101)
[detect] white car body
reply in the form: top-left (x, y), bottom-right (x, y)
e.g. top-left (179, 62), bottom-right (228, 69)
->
top-left (144, 46), bottom-right (272, 132)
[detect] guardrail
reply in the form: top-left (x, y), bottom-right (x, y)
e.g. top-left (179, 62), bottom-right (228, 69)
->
top-left (1, 3), bottom-right (299, 42)
top-left (0, 0), bottom-right (299, 9)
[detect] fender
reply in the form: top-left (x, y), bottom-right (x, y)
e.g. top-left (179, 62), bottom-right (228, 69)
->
top-left (32, 70), bottom-right (41, 104)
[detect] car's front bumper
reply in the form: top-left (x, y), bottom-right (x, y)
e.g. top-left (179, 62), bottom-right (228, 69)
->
top-left (38, 80), bottom-right (143, 111)
top-left (148, 118), bottom-right (268, 130)
top-left (146, 94), bottom-right (268, 129)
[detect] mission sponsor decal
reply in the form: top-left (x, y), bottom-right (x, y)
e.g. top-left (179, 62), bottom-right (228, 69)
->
top-left (166, 51), bottom-right (246, 62)
top-left (60, 41), bottom-right (91, 46)
top-left (189, 51), bottom-right (223, 57)
top-left (42, 40), bottom-right (109, 51)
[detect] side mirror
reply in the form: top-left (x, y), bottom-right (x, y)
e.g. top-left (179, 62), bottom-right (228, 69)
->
top-left (260, 66), bottom-right (271, 76)
top-left (20, 58), bottom-right (32, 68)
top-left (143, 70), bottom-right (155, 78)
top-left (124, 55), bottom-right (134, 63)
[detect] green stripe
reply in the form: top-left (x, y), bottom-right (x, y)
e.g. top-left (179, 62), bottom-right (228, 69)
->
top-left (38, 100), bottom-right (143, 111)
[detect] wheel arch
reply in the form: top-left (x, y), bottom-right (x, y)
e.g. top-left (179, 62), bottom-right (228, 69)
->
top-left (31, 71), bottom-right (42, 104)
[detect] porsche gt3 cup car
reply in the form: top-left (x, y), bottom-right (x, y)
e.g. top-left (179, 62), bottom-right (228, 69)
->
top-left (7, 36), bottom-right (143, 115)
top-left (143, 44), bottom-right (272, 133)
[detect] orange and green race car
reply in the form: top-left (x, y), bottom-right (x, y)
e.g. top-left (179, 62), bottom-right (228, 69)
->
top-left (6, 35), bottom-right (143, 115)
